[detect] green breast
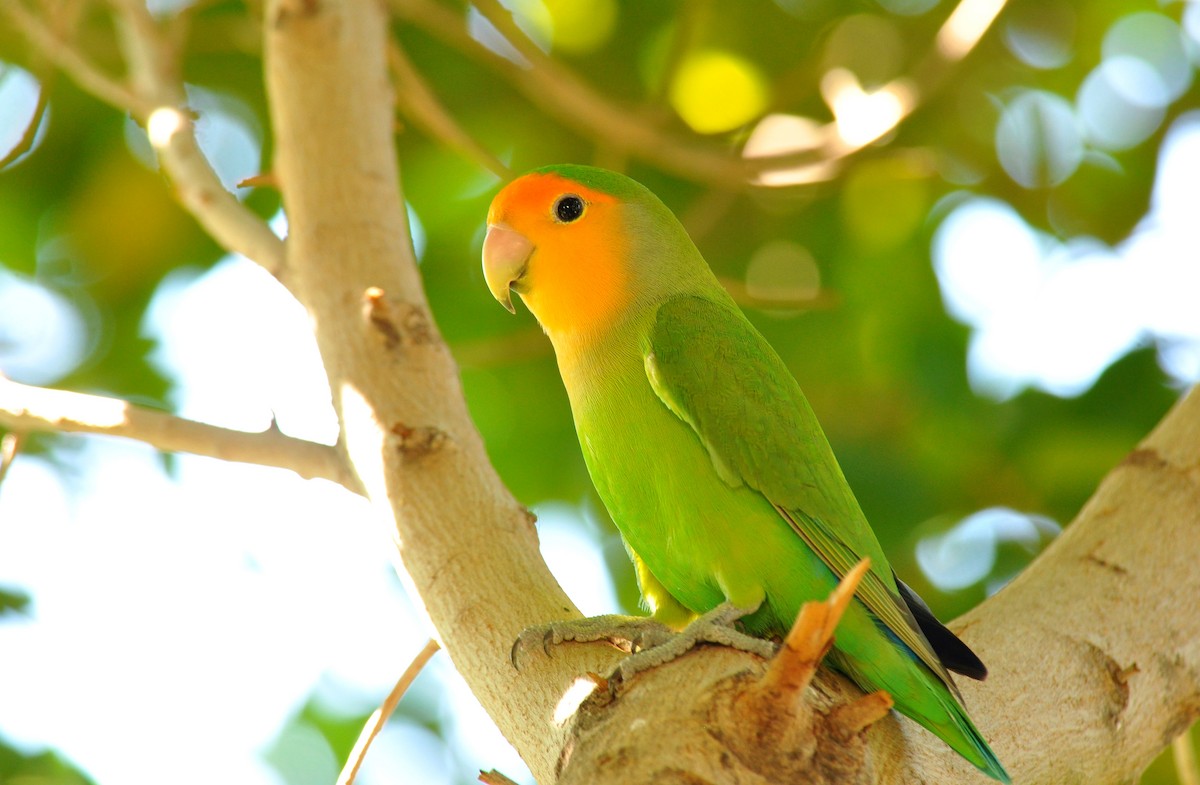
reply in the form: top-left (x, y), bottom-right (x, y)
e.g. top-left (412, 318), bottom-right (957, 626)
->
top-left (559, 322), bottom-right (834, 631)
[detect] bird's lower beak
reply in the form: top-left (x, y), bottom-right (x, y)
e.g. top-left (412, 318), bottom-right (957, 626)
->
top-left (482, 223), bottom-right (534, 314)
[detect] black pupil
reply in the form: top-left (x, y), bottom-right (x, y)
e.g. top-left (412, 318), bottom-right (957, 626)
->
top-left (556, 195), bottom-right (584, 223)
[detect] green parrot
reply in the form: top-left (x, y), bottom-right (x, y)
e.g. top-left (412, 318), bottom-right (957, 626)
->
top-left (481, 164), bottom-right (1009, 783)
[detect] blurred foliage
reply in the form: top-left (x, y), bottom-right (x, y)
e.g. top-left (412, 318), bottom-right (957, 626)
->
top-left (1, 0), bottom-right (1197, 782)
top-left (0, 585), bottom-right (31, 616)
top-left (0, 735), bottom-right (97, 785)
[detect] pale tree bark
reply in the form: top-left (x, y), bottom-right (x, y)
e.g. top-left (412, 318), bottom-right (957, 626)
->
top-left (4, 0), bottom-right (1197, 782)
top-left (258, 2), bottom-right (1200, 783)
top-left (261, 2), bottom-right (625, 782)
top-left (0, 376), bottom-right (357, 489)
top-left (550, 388), bottom-right (1200, 784)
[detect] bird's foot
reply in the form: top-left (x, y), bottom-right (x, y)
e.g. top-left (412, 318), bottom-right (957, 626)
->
top-left (510, 614), bottom-right (676, 668)
top-left (609, 602), bottom-right (778, 685)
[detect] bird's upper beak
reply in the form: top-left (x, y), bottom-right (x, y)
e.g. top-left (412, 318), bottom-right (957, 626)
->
top-left (482, 223), bottom-right (534, 314)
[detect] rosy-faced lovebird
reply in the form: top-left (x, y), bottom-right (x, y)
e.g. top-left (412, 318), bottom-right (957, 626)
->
top-left (481, 164), bottom-right (1009, 783)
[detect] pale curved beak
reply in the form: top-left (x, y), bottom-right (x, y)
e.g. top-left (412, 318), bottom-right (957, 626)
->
top-left (482, 223), bottom-right (534, 314)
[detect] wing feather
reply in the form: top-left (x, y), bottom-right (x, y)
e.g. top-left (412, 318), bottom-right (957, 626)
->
top-left (644, 295), bottom-right (961, 693)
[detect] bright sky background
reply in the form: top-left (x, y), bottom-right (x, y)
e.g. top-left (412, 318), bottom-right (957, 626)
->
top-left (933, 112), bottom-right (1200, 400)
top-left (0, 252), bottom-right (585, 785)
top-left (2, 6), bottom-right (1200, 784)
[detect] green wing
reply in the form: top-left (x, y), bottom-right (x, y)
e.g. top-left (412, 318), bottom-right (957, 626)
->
top-left (643, 294), bottom-right (959, 692)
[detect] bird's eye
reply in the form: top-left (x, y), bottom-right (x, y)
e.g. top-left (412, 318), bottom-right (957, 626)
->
top-left (554, 195), bottom-right (585, 223)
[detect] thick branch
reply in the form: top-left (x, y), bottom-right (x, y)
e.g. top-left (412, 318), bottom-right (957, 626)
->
top-left (0, 377), bottom-right (357, 490)
top-left (552, 388), bottom-right (1200, 784)
top-left (945, 386), bottom-right (1200, 783)
top-left (258, 1), bottom-right (1197, 781)
top-left (262, 4), bottom-right (613, 782)
top-left (558, 564), bottom-right (897, 785)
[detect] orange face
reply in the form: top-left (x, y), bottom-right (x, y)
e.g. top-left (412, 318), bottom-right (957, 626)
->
top-left (483, 172), bottom-right (629, 341)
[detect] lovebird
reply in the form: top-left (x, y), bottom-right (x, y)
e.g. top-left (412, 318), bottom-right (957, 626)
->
top-left (482, 164), bottom-right (1009, 783)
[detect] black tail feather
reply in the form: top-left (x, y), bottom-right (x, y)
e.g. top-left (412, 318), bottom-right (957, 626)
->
top-left (895, 575), bottom-right (988, 680)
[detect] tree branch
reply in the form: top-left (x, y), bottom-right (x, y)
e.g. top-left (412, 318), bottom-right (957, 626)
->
top-left (107, 0), bottom-right (288, 277)
top-left (338, 638), bottom-right (441, 785)
top-left (393, 0), bottom-right (1007, 188)
top-left (0, 69), bottom-right (49, 169)
top-left (0, 0), bottom-right (154, 115)
top-left (259, 0), bottom-right (1200, 781)
top-left (262, 6), bottom-right (610, 782)
top-left (1, 0), bottom-right (287, 277)
top-left (544, 387), bottom-right (1200, 784)
top-left (948, 385), bottom-right (1200, 784)
top-left (0, 376), bottom-right (358, 491)
top-left (387, 40), bottom-right (511, 179)
top-left (393, 0), bottom-right (749, 186)
top-left (0, 431), bottom-right (22, 487)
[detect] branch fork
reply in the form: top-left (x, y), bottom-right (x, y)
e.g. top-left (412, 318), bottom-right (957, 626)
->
top-left (715, 559), bottom-right (893, 783)
top-left (737, 560), bottom-right (888, 736)
top-left (556, 559), bottom-right (893, 784)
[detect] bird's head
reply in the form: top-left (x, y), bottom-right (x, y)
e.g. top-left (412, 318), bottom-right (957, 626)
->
top-left (482, 165), bottom-right (704, 343)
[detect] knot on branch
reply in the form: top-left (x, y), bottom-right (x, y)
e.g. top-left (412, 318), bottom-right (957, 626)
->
top-left (710, 560), bottom-right (892, 783)
top-left (362, 287), bottom-right (438, 351)
top-left (558, 561), bottom-right (893, 785)
top-left (1081, 639), bottom-right (1138, 725)
top-left (705, 672), bottom-right (891, 784)
top-left (391, 422), bottom-right (449, 459)
top-left (1122, 448), bottom-right (1167, 470)
top-left (273, 0), bottom-right (322, 26)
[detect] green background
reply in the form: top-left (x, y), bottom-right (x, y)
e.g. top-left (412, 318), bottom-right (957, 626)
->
top-left (1, 0), bottom-right (1196, 782)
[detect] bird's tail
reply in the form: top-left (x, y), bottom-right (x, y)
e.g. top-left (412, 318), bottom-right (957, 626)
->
top-left (830, 644), bottom-right (1010, 782)
top-left (917, 681), bottom-right (1011, 784)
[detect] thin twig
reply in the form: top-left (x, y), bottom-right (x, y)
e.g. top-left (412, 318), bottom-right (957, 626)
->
top-left (0, 0), bottom-right (154, 115)
top-left (464, 0), bottom-right (538, 65)
top-left (1176, 727), bottom-right (1200, 785)
top-left (0, 71), bottom-right (49, 168)
top-left (4, 0), bottom-right (287, 277)
top-left (0, 376), bottom-right (361, 492)
top-left (0, 431), bottom-right (24, 488)
top-left (107, 0), bottom-right (179, 101)
top-left (587, 0), bottom-right (708, 173)
top-left (393, 0), bottom-right (749, 186)
top-left (4, 0), bottom-right (285, 278)
top-left (478, 770), bottom-right (521, 785)
top-left (742, 0), bottom-right (1010, 180)
top-left (395, 0), bottom-right (1007, 187)
top-left (336, 638), bottom-right (441, 785)
top-left (647, 0), bottom-right (710, 106)
top-left (106, 0), bottom-right (288, 276)
top-left (387, 40), bottom-right (511, 179)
